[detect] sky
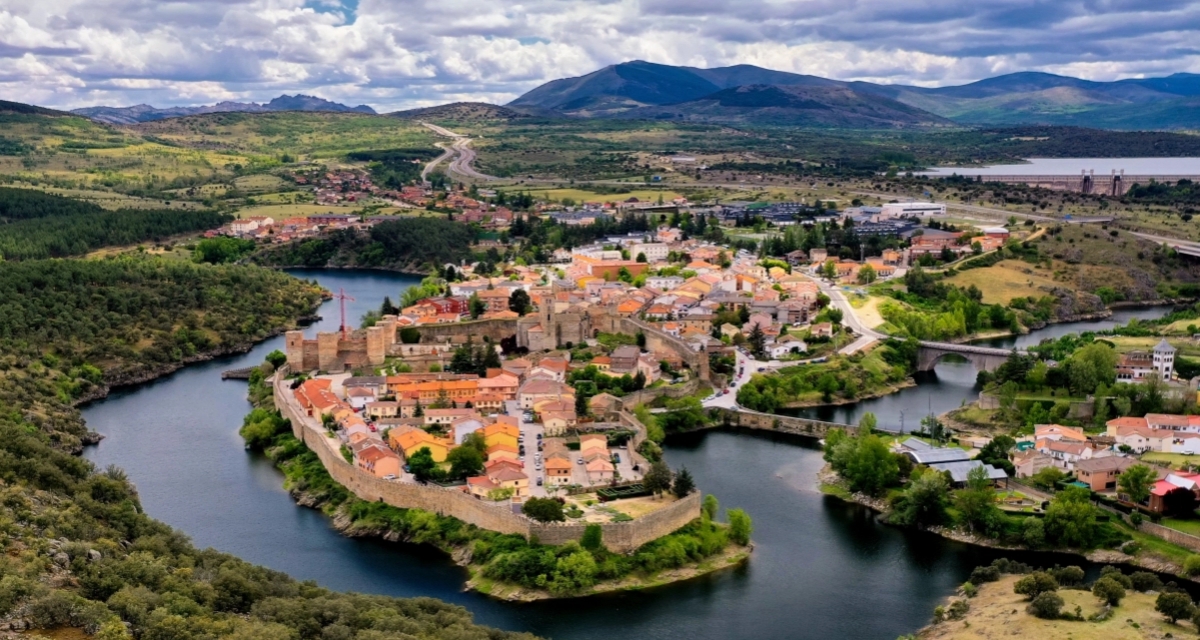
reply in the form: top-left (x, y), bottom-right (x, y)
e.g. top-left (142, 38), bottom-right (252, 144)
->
top-left (3, 0), bottom-right (1200, 112)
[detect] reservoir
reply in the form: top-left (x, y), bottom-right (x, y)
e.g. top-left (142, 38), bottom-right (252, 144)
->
top-left (922, 157), bottom-right (1200, 176)
top-left (82, 269), bottom-right (1171, 640)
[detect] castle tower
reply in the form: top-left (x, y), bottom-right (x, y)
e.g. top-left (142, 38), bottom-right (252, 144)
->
top-left (379, 315), bottom-right (398, 348)
top-left (366, 326), bottom-right (386, 366)
top-left (285, 331), bottom-right (306, 371)
top-left (1153, 338), bottom-right (1176, 380)
top-left (317, 332), bottom-right (341, 371)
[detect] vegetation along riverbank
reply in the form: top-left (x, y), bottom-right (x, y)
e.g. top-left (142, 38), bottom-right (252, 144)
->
top-left (818, 413), bottom-right (1200, 583)
top-left (242, 370), bottom-right (753, 601)
top-left (0, 252), bottom-right (538, 639)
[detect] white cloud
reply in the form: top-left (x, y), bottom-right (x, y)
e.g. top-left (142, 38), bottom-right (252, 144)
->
top-left (0, 0), bottom-right (1197, 111)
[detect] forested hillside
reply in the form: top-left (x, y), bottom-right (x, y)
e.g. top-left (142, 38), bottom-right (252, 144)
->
top-left (0, 256), bottom-right (534, 639)
top-left (0, 187), bottom-right (106, 220)
top-left (0, 209), bottom-right (228, 259)
top-left (0, 188), bottom-right (227, 259)
top-left (254, 217), bottom-right (475, 271)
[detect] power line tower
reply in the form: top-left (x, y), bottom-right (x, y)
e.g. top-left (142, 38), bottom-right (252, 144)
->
top-left (334, 288), bottom-right (356, 339)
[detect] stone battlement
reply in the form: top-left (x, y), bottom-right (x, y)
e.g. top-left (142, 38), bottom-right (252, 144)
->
top-left (272, 366), bottom-right (700, 552)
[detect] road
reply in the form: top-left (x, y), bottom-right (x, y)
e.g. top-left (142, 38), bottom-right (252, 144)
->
top-left (419, 122), bottom-right (498, 182)
top-left (815, 278), bottom-right (885, 355)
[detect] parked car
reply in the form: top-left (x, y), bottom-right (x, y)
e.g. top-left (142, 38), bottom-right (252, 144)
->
top-left (536, 477), bottom-right (543, 486)
top-left (576, 458), bottom-right (584, 465)
top-left (383, 474), bottom-right (397, 481)
top-left (757, 367), bottom-right (765, 372)
top-left (612, 453), bottom-right (621, 463)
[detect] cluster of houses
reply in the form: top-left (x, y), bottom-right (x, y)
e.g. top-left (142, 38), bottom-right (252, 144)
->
top-left (289, 169), bottom-right (376, 206)
top-left (207, 213), bottom-right (365, 243)
top-left (999, 414), bottom-right (1200, 514)
top-left (289, 350), bottom-right (636, 502)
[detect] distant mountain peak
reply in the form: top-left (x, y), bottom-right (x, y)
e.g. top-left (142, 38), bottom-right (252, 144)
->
top-left (72, 95), bottom-right (376, 124)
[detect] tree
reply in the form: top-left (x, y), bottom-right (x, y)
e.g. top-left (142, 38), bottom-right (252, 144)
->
top-left (831, 433), bottom-right (899, 496)
top-left (380, 296), bottom-right (399, 315)
top-left (265, 350), bottom-right (287, 369)
top-left (1014, 572), bottom-right (1058, 599)
top-left (747, 323), bottom-right (767, 359)
top-left (407, 447), bottom-right (439, 482)
top-left (462, 431), bottom-right (487, 455)
top-left (728, 508), bottom-right (753, 545)
top-left (702, 494), bottom-right (719, 520)
top-left (446, 444), bottom-right (484, 480)
top-left (821, 260), bottom-right (838, 280)
top-left (1156, 591), bottom-right (1195, 623)
top-left (858, 412), bottom-right (877, 434)
top-left (672, 467), bottom-right (696, 498)
top-left (1029, 591), bottom-right (1064, 620)
top-left (508, 289), bottom-right (531, 316)
top-left (468, 293), bottom-right (486, 320)
top-left (581, 524), bottom-right (604, 551)
top-left (1029, 466), bottom-right (1066, 491)
top-left (1092, 577), bottom-right (1125, 606)
top-left (971, 241), bottom-right (983, 255)
top-left (1118, 463), bottom-right (1156, 505)
top-left (856, 263), bottom-right (877, 284)
top-left (975, 435), bottom-right (1015, 476)
top-left (824, 307), bottom-right (844, 326)
top-left (1044, 485), bottom-right (1098, 548)
top-left (636, 252), bottom-right (647, 263)
top-left (891, 470), bottom-right (949, 527)
top-left (955, 465), bottom-right (1001, 535)
top-left (644, 461), bottom-right (673, 497)
top-left (522, 497), bottom-right (566, 522)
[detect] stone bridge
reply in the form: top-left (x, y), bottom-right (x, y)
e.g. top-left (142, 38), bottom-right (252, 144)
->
top-left (916, 341), bottom-right (1022, 372)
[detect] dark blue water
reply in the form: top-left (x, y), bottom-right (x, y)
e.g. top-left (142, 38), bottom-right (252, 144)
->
top-left (81, 270), bottom-right (1170, 640)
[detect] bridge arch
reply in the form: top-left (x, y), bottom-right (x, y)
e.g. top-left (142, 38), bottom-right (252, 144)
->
top-left (916, 342), bottom-right (1021, 373)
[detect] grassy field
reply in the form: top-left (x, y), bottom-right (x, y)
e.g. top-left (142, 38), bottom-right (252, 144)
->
top-left (1140, 451), bottom-right (1200, 467)
top-left (921, 574), bottom-right (1198, 640)
top-left (945, 259), bottom-right (1065, 304)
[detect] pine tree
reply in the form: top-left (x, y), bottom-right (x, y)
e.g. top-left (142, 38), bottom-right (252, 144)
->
top-left (672, 467), bottom-right (696, 498)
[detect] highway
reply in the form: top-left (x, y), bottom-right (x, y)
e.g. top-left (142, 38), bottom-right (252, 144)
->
top-left (418, 122), bottom-right (498, 182)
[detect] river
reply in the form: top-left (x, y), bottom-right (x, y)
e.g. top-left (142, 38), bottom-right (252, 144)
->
top-left (81, 270), bottom-right (1173, 640)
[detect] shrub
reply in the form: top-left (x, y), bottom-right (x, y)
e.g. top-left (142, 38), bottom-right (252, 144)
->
top-left (1021, 517), bottom-right (1045, 548)
top-left (1014, 572), bottom-right (1058, 599)
top-left (1183, 555), bottom-right (1200, 577)
top-left (522, 498), bottom-right (565, 523)
top-left (969, 565), bottom-right (1000, 584)
top-left (1130, 571), bottom-right (1163, 592)
top-left (1049, 565), bottom-right (1085, 587)
top-left (1099, 565), bottom-right (1132, 589)
top-left (1156, 591), bottom-right (1196, 623)
top-left (947, 599), bottom-right (970, 620)
top-left (1092, 577), bottom-right (1125, 606)
top-left (1130, 512), bottom-right (1144, 526)
top-left (1029, 591), bottom-right (1064, 619)
top-left (961, 582), bottom-right (977, 598)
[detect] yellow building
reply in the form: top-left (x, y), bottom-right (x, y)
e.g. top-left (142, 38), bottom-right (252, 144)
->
top-left (482, 423), bottom-right (520, 450)
top-left (390, 429), bottom-right (452, 463)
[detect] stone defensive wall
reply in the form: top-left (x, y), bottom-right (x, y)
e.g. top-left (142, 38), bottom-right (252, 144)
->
top-left (618, 378), bottom-right (702, 409)
top-left (616, 317), bottom-right (710, 381)
top-left (712, 407), bottom-right (863, 439)
top-left (272, 367), bottom-right (700, 552)
top-left (532, 491), bottom-right (702, 549)
top-left (410, 318), bottom-right (518, 343)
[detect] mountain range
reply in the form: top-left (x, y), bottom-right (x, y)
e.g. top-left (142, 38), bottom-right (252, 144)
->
top-left (508, 61), bottom-right (1200, 130)
top-left (72, 94), bottom-right (375, 125)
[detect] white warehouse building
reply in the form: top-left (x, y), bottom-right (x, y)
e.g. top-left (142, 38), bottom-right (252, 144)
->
top-left (880, 202), bottom-right (947, 218)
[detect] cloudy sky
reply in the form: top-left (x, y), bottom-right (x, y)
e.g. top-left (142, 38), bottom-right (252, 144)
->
top-left (3, 0), bottom-right (1200, 111)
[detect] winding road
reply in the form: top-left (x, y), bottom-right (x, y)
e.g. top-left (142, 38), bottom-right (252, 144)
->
top-left (418, 122), bottom-right (498, 182)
